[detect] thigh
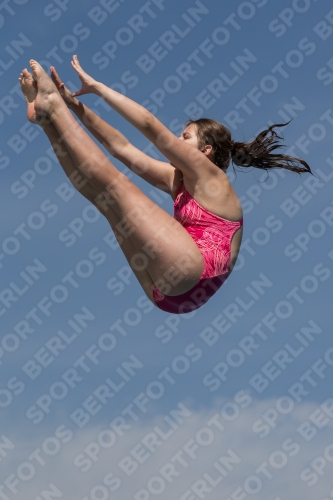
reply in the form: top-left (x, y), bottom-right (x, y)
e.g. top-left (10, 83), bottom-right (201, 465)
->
top-left (103, 207), bottom-right (157, 304)
top-left (105, 175), bottom-right (205, 296)
top-left (75, 181), bottom-right (158, 304)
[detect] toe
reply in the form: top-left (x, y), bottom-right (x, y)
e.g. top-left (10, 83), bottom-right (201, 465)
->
top-left (29, 60), bottom-right (39, 77)
top-left (29, 60), bottom-right (44, 78)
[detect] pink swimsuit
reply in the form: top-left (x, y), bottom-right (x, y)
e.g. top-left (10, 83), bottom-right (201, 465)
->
top-left (152, 181), bottom-right (243, 314)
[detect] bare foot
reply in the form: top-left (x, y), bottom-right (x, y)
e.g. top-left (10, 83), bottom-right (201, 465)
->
top-left (50, 66), bottom-right (78, 109)
top-left (19, 68), bottom-right (39, 123)
top-left (29, 59), bottom-right (62, 117)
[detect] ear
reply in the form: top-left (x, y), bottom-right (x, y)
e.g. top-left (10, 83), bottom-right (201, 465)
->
top-left (201, 144), bottom-right (213, 157)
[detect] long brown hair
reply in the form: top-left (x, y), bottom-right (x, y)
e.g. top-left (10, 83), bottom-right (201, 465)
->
top-left (187, 118), bottom-right (312, 175)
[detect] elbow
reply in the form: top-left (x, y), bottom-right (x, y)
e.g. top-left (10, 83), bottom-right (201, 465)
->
top-left (142, 113), bottom-right (163, 145)
top-left (113, 140), bottom-right (131, 160)
top-left (143, 111), bottom-right (155, 132)
top-left (105, 136), bottom-right (130, 159)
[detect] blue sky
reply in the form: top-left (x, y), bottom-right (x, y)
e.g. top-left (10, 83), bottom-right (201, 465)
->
top-left (1, 1), bottom-right (333, 499)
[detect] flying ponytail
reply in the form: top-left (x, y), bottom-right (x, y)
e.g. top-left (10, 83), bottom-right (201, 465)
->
top-left (187, 118), bottom-right (312, 175)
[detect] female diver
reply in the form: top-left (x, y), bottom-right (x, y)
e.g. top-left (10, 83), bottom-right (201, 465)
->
top-left (19, 57), bottom-right (311, 314)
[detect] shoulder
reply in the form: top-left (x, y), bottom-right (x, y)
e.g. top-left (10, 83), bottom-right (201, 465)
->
top-left (183, 169), bottom-right (243, 221)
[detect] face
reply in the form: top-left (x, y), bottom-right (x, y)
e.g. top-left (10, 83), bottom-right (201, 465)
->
top-left (179, 124), bottom-right (213, 160)
top-left (179, 124), bottom-right (200, 149)
top-left (170, 125), bottom-right (200, 168)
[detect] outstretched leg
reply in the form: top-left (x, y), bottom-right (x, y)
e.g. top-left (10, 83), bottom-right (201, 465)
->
top-left (41, 123), bottom-right (158, 301)
top-left (23, 62), bottom-right (205, 296)
top-left (19, 69), bottom-right (159, 302)
top-left (44, 121), bottom-right (158, 301)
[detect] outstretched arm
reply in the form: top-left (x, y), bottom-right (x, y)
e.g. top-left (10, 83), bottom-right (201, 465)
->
top-left (70, 55), bottom-right (217, 181)
top-left (50, 66), bottom-right (177, 194)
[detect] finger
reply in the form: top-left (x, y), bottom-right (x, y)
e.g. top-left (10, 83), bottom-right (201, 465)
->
top-left (71, 60), bottom-right (79, 72)
top-left (50, 69), bottom-right (61, 87)
top-left (51, 66), bottom-right (59, 79)
top-left (50, 66), bottom-right (63, 82)
top-left (73, 54), bottom-right (82, 69)
top-left (51, 72), bottom-right (63, 90)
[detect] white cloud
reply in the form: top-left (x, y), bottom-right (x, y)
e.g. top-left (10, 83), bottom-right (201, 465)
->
top-left (2, 397), bottom-right (333, 500)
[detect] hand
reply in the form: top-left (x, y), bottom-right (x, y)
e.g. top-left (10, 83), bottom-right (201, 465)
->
top-left (70, 55), bottom-right (97, 96)
top-left (50, 66), bottom-right (77, 109)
